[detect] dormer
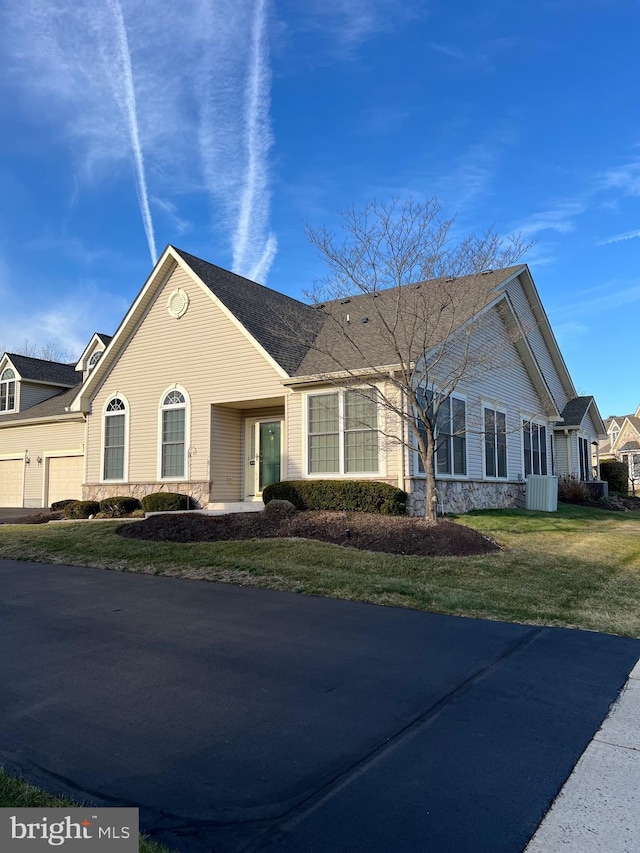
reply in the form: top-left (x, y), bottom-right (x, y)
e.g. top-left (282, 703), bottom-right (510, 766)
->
top-left (0, 353), bottom-right (78, 415)
top-left (75, 333), bottom-right (113, 381)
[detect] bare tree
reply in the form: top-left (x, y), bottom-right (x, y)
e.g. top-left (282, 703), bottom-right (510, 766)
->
top-left (295, 196), bottom-right (534, 523)
top-left (0, 339), bottom-right (72, 362)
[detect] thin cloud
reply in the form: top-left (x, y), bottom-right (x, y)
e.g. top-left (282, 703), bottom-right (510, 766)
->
top-left (599, 160), bottom-right (640, 197)
top-left (232, 0), bottom-right (277, 279)
top-left (512, 201), bottom-right (586, 237)
top-left (3, 0), bottom-right (278, 280)
top-left (597, 228), bottom-right (640, 246)
top-left (107, 0), bottom-right (157, 263)
top-left (430, 42), bottom-right (466, 61)
top-left (298, 0), bottom-right (419, 51)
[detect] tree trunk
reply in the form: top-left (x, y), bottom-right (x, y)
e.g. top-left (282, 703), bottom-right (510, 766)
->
top-left (421, 428), bottom-right (438, 525)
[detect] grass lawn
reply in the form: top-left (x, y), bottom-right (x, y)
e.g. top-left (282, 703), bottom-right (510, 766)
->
top-left (0, 769), bottom-right (172, 853)
top-left (0, 503), bottom-right (639, 636)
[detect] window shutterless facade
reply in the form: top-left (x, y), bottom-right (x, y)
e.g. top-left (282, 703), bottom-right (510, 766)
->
top-left (307, 389), bottom-right (379, 475)
top-left (416, 391), bottom-right (467, 476)
top-left (0, 368), bottom-right (16, 412)
top-left (523, 420), bottom-right (548, 476)
top-left (484, 406), bottom-right (507, 478)
top-left (103, 396), bottom-right (126, 480)
top-left (161, 390), bottom-right (187, 479)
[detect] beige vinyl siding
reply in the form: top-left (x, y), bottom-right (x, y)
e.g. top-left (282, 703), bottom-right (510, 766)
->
top-left (505, 276), bottom-right (570, 413)
top-left (210, 406), bottom-right (243, 501)
top-left (0, 419), bottom-right (85, 507)
top-left (286, 393), bottom-right (304, 480)
top-left (86, 264), bottom-right (286, 487)
top-left (19, 382), bottom-right (70, 412)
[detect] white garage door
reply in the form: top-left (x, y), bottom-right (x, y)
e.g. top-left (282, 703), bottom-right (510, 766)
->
top-left (0, 458), bottom-right (23, 506)
top-left (47, 456), bottom-right (84, 507)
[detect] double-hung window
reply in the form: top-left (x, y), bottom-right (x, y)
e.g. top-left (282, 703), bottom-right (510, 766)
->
top-left (0, 368), bottom-right (16, 412)
top-left (307, 390), bottom-right (379, 474)
top-left (416, 391), bottom-right (467, 476)
top-left (161, 390), bottom-right (187, 478)
top-left (103, 397), bottom-right (126, 480)
top-left (484, 406), bottom-right (507, 478)
top-left (523, 420), bottom-right (548, 476)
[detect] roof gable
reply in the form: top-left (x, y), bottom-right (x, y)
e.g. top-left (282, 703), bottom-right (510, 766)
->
top-left (558, 396), bottom-right (607, 438)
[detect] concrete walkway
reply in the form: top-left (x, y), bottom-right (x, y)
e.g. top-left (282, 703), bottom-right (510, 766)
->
top-left (527, 658), bottom-right (640, 852)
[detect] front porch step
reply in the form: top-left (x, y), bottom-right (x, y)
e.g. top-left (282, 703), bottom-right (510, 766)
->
top-left (205, 501), bottom-right (264, 513)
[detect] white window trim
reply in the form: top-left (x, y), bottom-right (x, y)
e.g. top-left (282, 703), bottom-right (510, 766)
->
top-left (101, 393), bottom-right (130, 483)
top-left (157, 385), bottom-right (190, 482)
top-left (303, 388), bottom-right (384, 478)
top-left (521, 415), bottom-right (550, 478)
top-left (482, 401), bottom-right (509, 481)
top-left (412, 389), bottom-right (469, 480)
top-left (0, 368), bottom-right (17, 414)
top-left (87, 350), bottom-right (103, 370)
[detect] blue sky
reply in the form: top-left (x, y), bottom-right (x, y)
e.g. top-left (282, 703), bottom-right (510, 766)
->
top-left (0, 0), bottom-right (638, 418)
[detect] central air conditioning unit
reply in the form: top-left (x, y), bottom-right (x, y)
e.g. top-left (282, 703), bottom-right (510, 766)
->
top-left (526, 475), bottom-right (558, 512)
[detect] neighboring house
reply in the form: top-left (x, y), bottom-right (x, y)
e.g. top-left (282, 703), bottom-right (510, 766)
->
top-left (601, 406), bottom-right (640, 491)
top-left (0, 246), bottom-right (606, 513)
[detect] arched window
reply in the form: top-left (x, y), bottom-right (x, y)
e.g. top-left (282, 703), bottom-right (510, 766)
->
top-left (160, 389), bottom-right (187, 478)
top-left (88, 350), bottom-right (103, 370)
top-left (0, 368), bottom-right (16, 412)
top-left (103, 396), bottom-right (127, 480)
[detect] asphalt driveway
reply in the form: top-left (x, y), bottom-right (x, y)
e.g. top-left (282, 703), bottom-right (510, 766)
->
top-left (0, 507), bottom-right (37, 522)
top-left (1, 558), bottom-right (639, 853)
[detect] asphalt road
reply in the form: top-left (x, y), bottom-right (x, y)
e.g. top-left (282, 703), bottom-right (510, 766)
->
top-left (1, 558), bottom-right (639, 853)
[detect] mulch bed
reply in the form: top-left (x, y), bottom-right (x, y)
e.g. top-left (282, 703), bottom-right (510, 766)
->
top-left (118, 510), bottom-right (500, 557)
top-left (560, 495), bottom-right (640, 512)
top-left (0, 511), bottom-right (64, 525)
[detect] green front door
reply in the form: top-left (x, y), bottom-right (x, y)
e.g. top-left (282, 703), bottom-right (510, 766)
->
top-left (258, 421), bottom-right (281, 491)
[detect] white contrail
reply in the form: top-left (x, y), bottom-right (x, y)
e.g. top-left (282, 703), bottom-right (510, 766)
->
top-left (232, 0), bottom-right (274, 278)
top-left (107, 0), bottom-right (158, 264)
top-left (249, 232), bottom-right (277, 283)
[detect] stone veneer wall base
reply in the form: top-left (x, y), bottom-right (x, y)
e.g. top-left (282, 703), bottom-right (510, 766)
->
top-left (408, 479), bottom-right (526, 516)
top-left (83, 482), bottom-right (209, 509)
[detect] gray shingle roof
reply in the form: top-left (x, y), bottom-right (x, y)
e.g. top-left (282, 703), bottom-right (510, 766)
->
top-left (96, 333), bottom-right (112, 347)
top-left (293, 267), bottom-right (522, 377)
top-left (6, 354), bottom-right (78, 386)
top-left (558, 396), bottom-right (594, 427)
top-left (174, 248), bottom-right (321, 374)
top-left (0, 385), bottom-right (80, 425)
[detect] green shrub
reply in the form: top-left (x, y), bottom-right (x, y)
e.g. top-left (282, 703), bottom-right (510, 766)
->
top-left (50, 499), bottom-right (76, 511)
top-left (99, 496), bottom-right (141, 517)
top-left (141, 492), bottom-right (194, 512)
top-left (262, 480), bottom-right (407, 515)
top-left (600, 459), bottom-right (629, 494)
top-left (63, 500), bottom-right (100, 519)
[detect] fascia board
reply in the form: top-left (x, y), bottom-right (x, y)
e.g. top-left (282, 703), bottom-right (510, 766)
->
top-left (68, 246), bottom-right (178, 412)
top-left (75, 333), bottom-right (103, 370)
top-left (495, 295), bottom-right (562, 419)
top-left (0, 412), bottom-right (84, 429)
top-left (284, 362), bottom-right (405, 387)
top-left (516, 266), bottom-right (577, 400)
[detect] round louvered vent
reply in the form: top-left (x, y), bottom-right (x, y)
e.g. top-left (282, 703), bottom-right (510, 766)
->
top-left (167, 288), bottom-right (189, 319)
